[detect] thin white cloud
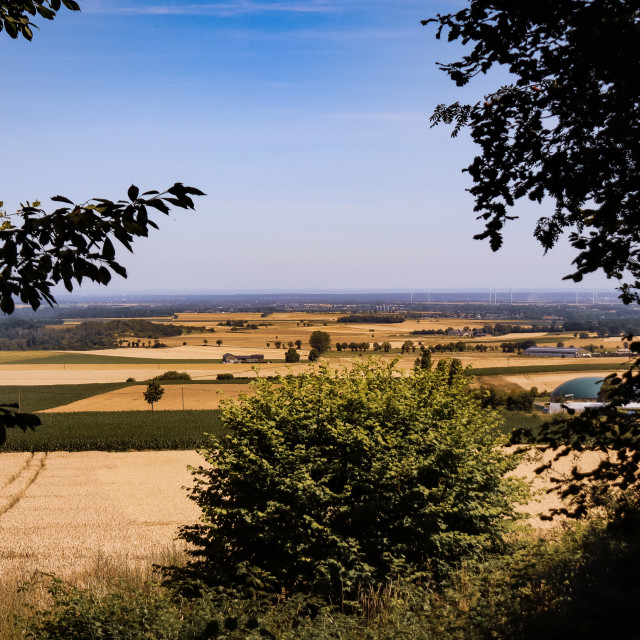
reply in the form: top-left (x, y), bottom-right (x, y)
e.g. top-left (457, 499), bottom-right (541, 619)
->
top-left (327, 112), bottom-right (426, 122)
top-left (86, 1), bottom-right (343, 16)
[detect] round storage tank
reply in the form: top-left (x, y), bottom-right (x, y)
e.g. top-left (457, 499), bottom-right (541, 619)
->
top-left (550, 376), bottom-right (604, 402)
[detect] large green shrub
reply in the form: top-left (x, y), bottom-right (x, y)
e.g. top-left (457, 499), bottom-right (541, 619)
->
top-left (153, 370), bottom-right (192, 381)
top-left (178, 360), bottom-right (526, 602)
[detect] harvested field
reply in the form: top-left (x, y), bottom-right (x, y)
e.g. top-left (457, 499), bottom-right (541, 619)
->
top-left (41, 383), bottom-right (256, 412)
top-left (0, 361), bottom-right (312, 385)
top-left (72, 345), bottom-right (286, 360)
top-left (503, 370), bottom-right (617, 393)
top-left (509, 446), bottom-right (608, 528)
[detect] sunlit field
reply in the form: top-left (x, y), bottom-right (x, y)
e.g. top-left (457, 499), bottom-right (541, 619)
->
top-left (0, 312), bottom-right (629, 390)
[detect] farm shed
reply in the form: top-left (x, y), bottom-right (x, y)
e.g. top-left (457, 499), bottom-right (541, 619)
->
top-left (523, 346), bottom-right (592, 358)
top-left (222, 353), bottom-right (265, 364)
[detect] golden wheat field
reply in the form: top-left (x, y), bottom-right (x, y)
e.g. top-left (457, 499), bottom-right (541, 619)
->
top-left (0, 446), bottom-right (605, 593)
top-left (0, 451), bottom-right (201, 583)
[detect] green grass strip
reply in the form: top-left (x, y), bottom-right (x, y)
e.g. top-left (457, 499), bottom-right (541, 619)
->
top-left (0, 380), bottom-right (255, 414)
top-left (0, 383), bottom-right (133, 412)
top-left (2, 410), bottom-right (223, 452)
top-left (470, 362), bottom-right (628, 376)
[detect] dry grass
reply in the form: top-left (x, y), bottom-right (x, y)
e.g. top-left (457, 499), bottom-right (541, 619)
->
top-left (502, 370), bottom-right (620, 393)
top-left (0, 542), bottom-right (188, 640)
top-left (0, 351), bottom-right (56, 364)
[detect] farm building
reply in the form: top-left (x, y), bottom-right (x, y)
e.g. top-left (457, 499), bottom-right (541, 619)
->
top-left (523, 346), bottom-right (591, 358)
top-left (550, 377), bottom-right (604, 402)
top-left (548, 376), bottom-right (606, 414)
top-left (222, 353), bottom-right (265, 364)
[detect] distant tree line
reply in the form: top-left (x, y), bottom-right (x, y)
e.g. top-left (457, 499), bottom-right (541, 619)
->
top-left (336, 342), bottom-right (372, 352)
top-left (217, 319), bottom-right (262, 329)
top-left (500, 339), bottom-right (538, 353)
top-left (563, 319), bottom-right (640, 337)
top-left (0, 319), bottom-right (182, 351)
top-left (337, 314), bottom-right (405, 324)
top-left (7, 305), bottom-right (177, 321)
top-left (410, 323), bottom-right (559, 337)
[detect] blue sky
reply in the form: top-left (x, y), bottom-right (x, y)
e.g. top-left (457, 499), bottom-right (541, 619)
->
top-left (0, 0), bottom-right (613, 294)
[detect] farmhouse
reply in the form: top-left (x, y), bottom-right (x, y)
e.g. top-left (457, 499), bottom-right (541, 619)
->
top-left (523, 346), bottom-right (591, 358)
top-left (222, 353), bottom-right (265, 364)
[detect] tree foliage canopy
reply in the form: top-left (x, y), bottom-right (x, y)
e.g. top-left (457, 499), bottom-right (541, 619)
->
top-left (0, 0), bottom-right (79, 40)
top-left (178, 360), bottom-right (525, 603)
top-left (425, 0), bottom-right (640, 302)
top-left (0, 184), bottom-right (204, 315)
top-left (308, 330), bottom-right (331, 354)
top-left (0, 2), bottom-right (204, 443)
top-left (143, 380), bottom-right (164, 410)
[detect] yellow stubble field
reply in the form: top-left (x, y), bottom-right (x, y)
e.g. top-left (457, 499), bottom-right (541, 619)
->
top-left (40, 383), bottom-right (258, 412)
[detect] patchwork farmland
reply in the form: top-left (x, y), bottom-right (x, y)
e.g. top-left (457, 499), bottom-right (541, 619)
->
top-left (0, 308), bottom-right (634, 637)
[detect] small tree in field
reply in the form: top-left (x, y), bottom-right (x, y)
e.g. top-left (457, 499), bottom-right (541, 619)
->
top-left (178, 360), bottom-right (525, 603)
top-left (307, 347), bottom-right (320, 362)
top-left (143, 381), bottom-right (164, 411)
top-left (216, 339), bottom-right (223, 347)
top-left (284, 347), bottom-right (300, 363)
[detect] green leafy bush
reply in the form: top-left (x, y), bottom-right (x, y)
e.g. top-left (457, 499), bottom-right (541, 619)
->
top-left (153, 370), bottom-right (192, 381)
top-left (18, 578), bottom-right (185, 640)
top-left (284, 347), bottom-right (300, 363)
top-left (178, 360), bottom-right (526, 603)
